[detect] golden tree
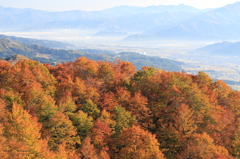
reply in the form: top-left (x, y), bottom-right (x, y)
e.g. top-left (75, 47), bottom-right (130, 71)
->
top-left (3, 103), bottom-right (52, 158)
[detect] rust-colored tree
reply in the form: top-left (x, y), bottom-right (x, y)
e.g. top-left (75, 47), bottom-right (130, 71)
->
top-left (0, 123), bottom-right (8, 158)
top-left (177, 132), bottom-right (232, 159)
top-left (55, 141), bottom-right (79, 159)
top-left (127, 91), bottom-right (152, 129)
top-left (73, 57), bottom-right (98, 80)
top-left (0, 60), bottom-right (11, 73)
top-left (79, 136), bottom-right (99, 159)
top-left (91, 119), bottom-right (111, 151)
top-left (99, 92), bottom-right (118, 112)
top-left (114, 125), bottom-right (165, 159)
top-left (100, 109), bottom-right (116, 133)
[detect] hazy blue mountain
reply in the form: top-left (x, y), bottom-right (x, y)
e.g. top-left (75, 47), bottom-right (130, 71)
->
top-left (85, 11), bottom-right (200, 34)
top-left (99, 4), bottom-right (201, 16)
top-left (116, 11), bottom-right (199, 31)
top-left (124, 2), bottom-right (240, 41)
top-left (93, 27), bottom-right (130, 37)
top-left (0, 5), bottom-right (45, 15)
top-left (2, 2), bottom-right (239, 41)
top-left (195, 41), bottom-right (240, 56)
top-left (195, 41), bottom-right (232, 53)
top-left (77, 49), bottom-right (115, 54)
top-left (93, 31), bottom-right (129, 37)
top-left (0, 4), bottom-right (205, 31)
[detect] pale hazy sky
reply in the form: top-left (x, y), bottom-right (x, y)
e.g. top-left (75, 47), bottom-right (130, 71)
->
top-left (0, 0), bottom-right (239, 11)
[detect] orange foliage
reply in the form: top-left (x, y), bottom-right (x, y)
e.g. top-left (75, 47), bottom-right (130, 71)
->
top-left (177, 132), bottom-right (232, 159)
top-left (79, 136), bottom-right (99, 159)
top-left (3, 103), bottom-right (53, 158)
top-left (0, 57), bottom-right (239, 158)
top-left (114, 125), bottom-right (165, 159)
top-left (91, 119), bottom-right (111, 151)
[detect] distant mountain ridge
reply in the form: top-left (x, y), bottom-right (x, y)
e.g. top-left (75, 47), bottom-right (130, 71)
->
top-left (100, 4), bottom-right (201, 15)
top-left (124, 2), bottom-right (240, 41)
top-left (195, 41), bottom-right (240, 56)
top-left (3, 3), bottom-right (240, 41)
top-left (0, 4), bottom-right (206, 32)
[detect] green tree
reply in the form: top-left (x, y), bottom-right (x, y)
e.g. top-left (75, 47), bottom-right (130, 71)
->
top-left (57, 91), bottom-right (77, 113)
top-left (113, 106), bottom-right (136, 133)
top-left (69, 110), bottom-right (93, 139)
top-left (47, 111), bottom-right (80, 151)
top-left (82, 99), bottom-right (100, 120)
top-left (232, 125), bottom-right (240, 158)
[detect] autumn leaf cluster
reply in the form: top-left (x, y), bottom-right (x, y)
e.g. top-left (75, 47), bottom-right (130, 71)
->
top-left (0, 57), bottom-right (240, 158)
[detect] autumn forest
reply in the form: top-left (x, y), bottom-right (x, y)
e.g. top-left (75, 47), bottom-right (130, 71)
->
top-left (0, 56), bottom-right (240, 159)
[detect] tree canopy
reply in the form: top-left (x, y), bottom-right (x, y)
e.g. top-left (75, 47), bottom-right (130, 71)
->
top-left (0, 57), bottom-right (239, 158)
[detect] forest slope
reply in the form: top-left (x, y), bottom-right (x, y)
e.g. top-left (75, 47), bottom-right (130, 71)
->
top-left (0, 57), bottom-right (239, 158)
top-left (0, 36), bottom-right (183, 71)
top-left (0, 34), bottom-right (75, 49)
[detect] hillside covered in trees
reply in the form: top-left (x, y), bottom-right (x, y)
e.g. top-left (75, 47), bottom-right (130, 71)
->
top-left (0, 57), bottom-right (240, 158)
top-left (0, 35), bottom-right (183, 71)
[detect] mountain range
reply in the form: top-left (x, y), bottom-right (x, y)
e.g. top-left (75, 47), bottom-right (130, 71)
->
top-left (0, 4), bottom-right (206, 33)
top-left (124, 2), bottom-right (240, 41)
top-left (1, 3), bottom-right (240, 41)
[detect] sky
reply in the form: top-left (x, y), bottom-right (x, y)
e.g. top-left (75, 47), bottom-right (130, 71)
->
top-left (0, 0), bottom-right (239, 11)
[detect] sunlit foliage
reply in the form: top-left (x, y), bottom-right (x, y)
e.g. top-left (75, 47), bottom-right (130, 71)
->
top-left (0, 57), bottom-right (239, 158)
